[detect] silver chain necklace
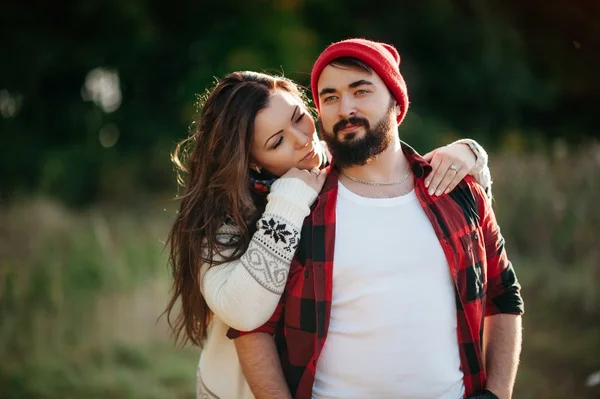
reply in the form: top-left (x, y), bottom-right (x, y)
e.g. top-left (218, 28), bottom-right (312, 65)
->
top-left (339, 168), bottom-right (412, 186)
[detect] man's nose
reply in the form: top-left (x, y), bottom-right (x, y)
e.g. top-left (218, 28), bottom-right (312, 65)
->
top-left (338, 95), bottom-right (357, 119)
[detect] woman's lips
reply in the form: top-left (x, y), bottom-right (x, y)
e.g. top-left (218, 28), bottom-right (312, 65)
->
top-left (301, 148), bottom-right (316, 161)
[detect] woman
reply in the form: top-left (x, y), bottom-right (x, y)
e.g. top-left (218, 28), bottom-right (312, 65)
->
top-left (164, 71), bottom-right (492, 399)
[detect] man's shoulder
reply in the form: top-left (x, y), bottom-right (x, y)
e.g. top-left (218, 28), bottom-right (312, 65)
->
top-left (451, 175), bottom-right (489, 221)
top-left (460, 175), bottom-right (488, 203)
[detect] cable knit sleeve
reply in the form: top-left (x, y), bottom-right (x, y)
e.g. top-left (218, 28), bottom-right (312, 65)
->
top-left (200, 178), bottom-right (318, 331)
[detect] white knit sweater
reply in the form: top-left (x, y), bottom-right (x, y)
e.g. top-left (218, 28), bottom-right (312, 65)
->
top-left (197, 177), bottom-right (318, 399)
top-left (196, 139), bottom-right (491, 399)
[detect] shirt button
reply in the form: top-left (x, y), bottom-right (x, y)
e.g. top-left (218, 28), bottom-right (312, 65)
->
top-left (304, 270), bottom-right (309, 278)
top-left (473, 232), bottom-right (479, 240)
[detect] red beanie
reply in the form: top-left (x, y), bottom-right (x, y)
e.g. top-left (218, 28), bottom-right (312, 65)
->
top-left (311, 38), bottom-right (409, 124)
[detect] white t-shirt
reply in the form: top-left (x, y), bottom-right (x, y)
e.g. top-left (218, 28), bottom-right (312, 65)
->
top-left (312, 183), bottom-right (464, 399)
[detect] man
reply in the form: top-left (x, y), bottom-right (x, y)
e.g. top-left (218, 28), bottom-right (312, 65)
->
top-left (230, 38), bottom-right (524, 399)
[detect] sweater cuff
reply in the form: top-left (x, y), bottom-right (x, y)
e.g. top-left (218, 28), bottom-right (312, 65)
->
top-left (265, 178), bottom-right (318, 227)
top-left (452, 138), bottom-right (488, 174)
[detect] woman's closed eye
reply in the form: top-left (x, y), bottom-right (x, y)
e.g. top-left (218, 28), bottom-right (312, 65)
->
top-left (272, 136), bottom-right (284, 149)
top-left (272, 113), bottom-right (305, 149)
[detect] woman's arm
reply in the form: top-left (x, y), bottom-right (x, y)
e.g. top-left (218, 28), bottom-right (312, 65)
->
top-left (200, 178), bottom-right (318, 331)
top-left (423, 138), bottom-right (493, 200)
top-left (453, 138), bottom-right (492, 196)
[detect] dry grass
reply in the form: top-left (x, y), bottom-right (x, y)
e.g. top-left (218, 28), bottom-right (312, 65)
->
top-left (0, 146), bottom-right (599, 398)
top-left (489, 144), bottom-right (600, 398)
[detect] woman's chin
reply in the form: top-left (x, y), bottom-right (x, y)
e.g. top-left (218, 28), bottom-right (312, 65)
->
top-left (299, 156), bottom-right (322, 171)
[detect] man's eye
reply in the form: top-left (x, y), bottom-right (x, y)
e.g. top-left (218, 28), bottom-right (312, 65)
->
top-left (323, 96), bottom-right (337, 103)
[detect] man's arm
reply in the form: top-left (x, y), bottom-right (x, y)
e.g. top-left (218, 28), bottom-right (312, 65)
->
top-left (483, 314), bottom-right (522, 399)
top-left (234, 333), bottom-right (292, 399)
top-left (228, 290), bottom-right (291, 398)
top-left (468, 178), bottom-right (524, 398)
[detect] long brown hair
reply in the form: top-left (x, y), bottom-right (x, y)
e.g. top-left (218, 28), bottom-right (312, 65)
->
top-left (165, 71), bottom-right (305, 347)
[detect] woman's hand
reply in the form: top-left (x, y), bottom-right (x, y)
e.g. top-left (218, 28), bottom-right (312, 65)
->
top-left (422, 143), bottom-right (476, 196)
top-left (281, 167), bottom-right (328, 194)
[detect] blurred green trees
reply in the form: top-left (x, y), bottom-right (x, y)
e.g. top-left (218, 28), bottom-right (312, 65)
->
top-left (1, 0), bottom-right (598, 205)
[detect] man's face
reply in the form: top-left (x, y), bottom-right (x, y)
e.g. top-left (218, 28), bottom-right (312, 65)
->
top-left (316, 64), bottom-right (399, 168)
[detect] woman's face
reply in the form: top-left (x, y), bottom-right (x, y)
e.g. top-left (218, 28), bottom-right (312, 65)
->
top-left (251, 89), bottom-right (322, 177)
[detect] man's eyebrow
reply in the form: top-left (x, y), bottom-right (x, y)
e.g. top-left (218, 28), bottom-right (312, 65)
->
top-left (349, 79), bottom-right (374, 88)
top-left (319, 80), bottom-right (374, 97)
top-left (319, 87), bottom-right (336, 97)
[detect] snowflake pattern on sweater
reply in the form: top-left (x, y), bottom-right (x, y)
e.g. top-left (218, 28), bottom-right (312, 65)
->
top-left (240, 215), bottom-right (300, 294)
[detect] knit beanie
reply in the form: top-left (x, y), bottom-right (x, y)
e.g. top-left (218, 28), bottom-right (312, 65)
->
top-left (311, 38), bottom-right (409, 124)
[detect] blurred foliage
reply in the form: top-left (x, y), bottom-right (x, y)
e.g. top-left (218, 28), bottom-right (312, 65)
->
top-left (0, 199), bottom-right (200, 398)
top-left (1, 148), bottom-right (599, 398)
top-left (1, 0), bottom-right (599, 205)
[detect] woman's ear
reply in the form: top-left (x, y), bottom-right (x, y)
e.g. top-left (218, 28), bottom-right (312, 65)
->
top-left (249, 163), bottom-right (262, 174)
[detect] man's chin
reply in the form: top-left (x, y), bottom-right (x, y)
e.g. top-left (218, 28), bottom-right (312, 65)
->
top-left (337, 129), bottom-right (365, 143)
top-left (341, 132), bottom-right (357, 142)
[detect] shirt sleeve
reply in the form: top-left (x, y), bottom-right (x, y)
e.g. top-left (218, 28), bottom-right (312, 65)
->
top-left (201, 178), bottom-right (316, 331)
top-left (469, 178), bottom-right (524, 316)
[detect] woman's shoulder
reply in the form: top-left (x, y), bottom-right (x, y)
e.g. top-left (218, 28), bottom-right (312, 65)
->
top-left (217, 223), bottom-right (240, 234)
top-left (198, 223), bottom-right (242, 248)
top-left (216, 223), bottom-right (242, 243)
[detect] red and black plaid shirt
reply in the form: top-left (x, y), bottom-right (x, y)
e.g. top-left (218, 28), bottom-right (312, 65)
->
top-left (229, 143), bottom-right (524, 398)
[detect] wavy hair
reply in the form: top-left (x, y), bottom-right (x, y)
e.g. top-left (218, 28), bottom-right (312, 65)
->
top-left (164, 71), bottom-right (307, 346)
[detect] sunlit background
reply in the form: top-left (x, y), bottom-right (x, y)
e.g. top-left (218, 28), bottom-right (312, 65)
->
top-left (1, 1), bottom-right (599, 398)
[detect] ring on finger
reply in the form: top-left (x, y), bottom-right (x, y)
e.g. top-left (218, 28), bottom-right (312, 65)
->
top-left (449, 164), bottom-right (458, 172)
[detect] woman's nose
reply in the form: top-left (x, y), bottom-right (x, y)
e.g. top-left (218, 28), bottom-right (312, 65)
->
top-left (291, 128), bottom-right (310, 150)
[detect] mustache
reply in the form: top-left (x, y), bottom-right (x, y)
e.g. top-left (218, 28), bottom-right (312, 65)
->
top-left (333, 116), bottom-right (370, 135)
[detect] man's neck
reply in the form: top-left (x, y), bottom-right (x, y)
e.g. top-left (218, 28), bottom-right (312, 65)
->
top-left (340, 135), bottom-right (409, 183)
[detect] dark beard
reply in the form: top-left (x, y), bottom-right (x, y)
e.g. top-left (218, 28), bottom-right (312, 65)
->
top-left (317, 102), bottom-right (395, 168)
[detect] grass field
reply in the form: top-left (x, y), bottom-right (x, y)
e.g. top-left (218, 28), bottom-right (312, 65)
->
top-left (1, 148), bottom-right (599, 398)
